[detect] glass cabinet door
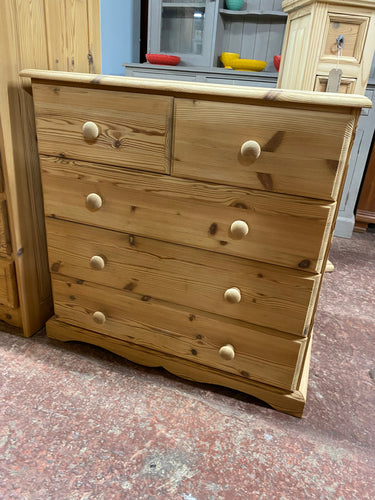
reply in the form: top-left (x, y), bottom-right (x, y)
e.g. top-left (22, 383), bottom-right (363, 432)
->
top-left (148, 1), bottom-right (218, 67)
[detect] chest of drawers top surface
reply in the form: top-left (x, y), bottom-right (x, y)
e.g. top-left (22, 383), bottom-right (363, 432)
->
top-left (23, 69), bottom-right (369, 416)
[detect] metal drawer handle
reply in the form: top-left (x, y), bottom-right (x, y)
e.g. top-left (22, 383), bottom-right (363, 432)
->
top-left (241, 140), bottom-right (261, 161)
top-left (82, 121), bottom-right (100, 140)
top-left (219, 344), bottom-right (235, 361)
top-left (224, 287), bottom-right (242, 304)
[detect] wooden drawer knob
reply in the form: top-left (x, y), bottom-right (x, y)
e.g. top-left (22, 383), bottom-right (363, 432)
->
top-left (230, 220), bottom-right (249, 239)
top-left (82, 121), bottom-right (100, 140)
top-left (219, 344), bottom-right (235, 361)
top-left (224, 287), bottom-right (242, 304)
top-left (241, 140), bottom-right (261, 160)
top-left (93, 311), bottom-right (106, 324)
top-left (90, 255), bottom-right (105, 270)
top-left (86, 193), bottom-right (102, 211)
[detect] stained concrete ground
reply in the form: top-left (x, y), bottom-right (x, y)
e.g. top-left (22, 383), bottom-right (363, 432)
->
top-left (0, 232), bottom-right (374, 499)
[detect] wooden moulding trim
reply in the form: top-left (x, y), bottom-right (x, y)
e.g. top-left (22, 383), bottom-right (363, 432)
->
top-left (356, 209), bottom-right (375, 223)
top-left (46, 317), bottom-right (308, 417)
top-left (19, 69), bottom-right (372, 110)
top-left (282, 0), bottom-right (375, 12)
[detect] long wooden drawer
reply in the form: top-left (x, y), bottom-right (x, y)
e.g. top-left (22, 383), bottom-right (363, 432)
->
top-left (41, 156), bottom-right (335, 273)
top-left (52, 275), bottom-right (307, 391)
top-left (172, 98), bottom-right (355, 201)
top-left (46, 218), bottom-right (320, 336)
top-left (32, 83), bottom-right (173, 174)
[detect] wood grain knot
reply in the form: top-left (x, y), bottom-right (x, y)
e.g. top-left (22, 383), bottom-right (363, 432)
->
top-left (124, 282), bottom-right (137, 291)
top-left (219, 240), bottom-right (228, 246)
top-left (209, 223), bottom-right (218, 235)
top-left (113, 139), bottom-right (121, 149)
top-left (298, 259), bottom-right (311, 269)
top-left (129, 235), bottom-right (136, 246)
top-left (240, 370), bottom-right (250, 378)
top-left (231, 202), bottom-right (248, 209)
top-left (257, 273), bottom-right (263, 278)
top-left (141, 295), bottom-right (151, 301)
top-left (191, 349), bottom-right (198, 356)
top-left (69, 295), bottom-right (76, 301)
top-left (76, 279), bottom-right (84, 285)
top-left (189, 314), bottom-right (196, 321)
top-left (51, 260), bottom-right (61, 273)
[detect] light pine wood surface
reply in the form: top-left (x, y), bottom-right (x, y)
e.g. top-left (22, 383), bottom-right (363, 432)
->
top-left (51, 275), bottom-right (307, 392)
top-left (0, 1), bottom-right (101, 336)
top-left (32, 84), bottom-right (173, 174)
top-left (46, 217), bottom-right (320, 336)
top-left (278, 0), bottom-right (375, 95)
top-left (25, 70), bottom-right (365, 415)
top-left (46, 317), bottom-right (311, 417)
top-left (172, 98), bottom-right (357, 201)
top-left (40, 156), bottom-right (335, 273)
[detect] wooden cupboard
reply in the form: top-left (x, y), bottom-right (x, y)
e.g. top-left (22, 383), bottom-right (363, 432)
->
top-left (0, 0), bottom-right (100, 336)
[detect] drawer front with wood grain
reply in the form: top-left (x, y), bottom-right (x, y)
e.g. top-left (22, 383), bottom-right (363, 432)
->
top-left (46, 218), bottom-right (319, 336)
top-left (32, 83), bottom-right (173, 173)
top-left (0, 258), bottom-right (18, 308)
top-left (0, 200), bottom-right (12, 257)
top-left (41, 156), bottom-right (335, 273)
top-left (172, 98), bottom-right (355, 201)
top-left (52, 275), bottom-right (307, 391)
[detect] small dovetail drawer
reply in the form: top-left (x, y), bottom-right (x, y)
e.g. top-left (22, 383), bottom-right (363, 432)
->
top-left (32, 84), bottom-right (173, 174)
top-left (23, 69), bottom-right (370, 416)
top-left (172, 98), bottom-right (354, 201)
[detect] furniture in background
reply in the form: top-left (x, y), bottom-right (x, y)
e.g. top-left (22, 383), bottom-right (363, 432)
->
top-left (277, 0), bottom-right (375, 95)
top-left (146, 0), bottom-right (286, 72)
top-left (0, 0), bottom-right (101, 336)
top-left (355, 137), bottom-right (375, 231)
top-left (22, 69), bottom-right (369, 415)
top-left (124, 63), bottom-right (279, 85)
top-left (277, 0), bottom-right (375, 238)
top-left (336, 79), bottom-right (375, 237)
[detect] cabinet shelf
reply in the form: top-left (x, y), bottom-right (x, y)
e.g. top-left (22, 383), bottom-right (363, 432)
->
top-left (220, 9), bottom-right (288, 18)
top-left (162, 2), bottom-right (206, 7)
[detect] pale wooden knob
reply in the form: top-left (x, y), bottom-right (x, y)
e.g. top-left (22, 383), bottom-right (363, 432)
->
top-left (219, 344), bottom-right (235, 361)
top-left (93, 311), bottom-right (106, 324)
top-left (82, 121), bottom-right (99, 140)
top-left (224, 287), bottom-right (242, 304)
top-left (241, 140), bottom-right (261, 160)
top-left (90, 255), bottom-right (105, 270)
top-left (86, 193), bottom-right (102, 211)
top-left (230, 220), bottom-right (249, 239)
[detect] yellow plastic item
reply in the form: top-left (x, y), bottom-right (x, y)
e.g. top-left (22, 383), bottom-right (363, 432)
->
top-left (231, 59), bottom-right (267, 72)
top-left (220, 52), bottom-right (239, 69)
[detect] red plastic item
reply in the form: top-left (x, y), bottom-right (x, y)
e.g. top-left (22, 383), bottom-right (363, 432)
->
top-left (146, 54), bottom-right (181, 66)
top-left (273, 55), bottom-right (281, 72)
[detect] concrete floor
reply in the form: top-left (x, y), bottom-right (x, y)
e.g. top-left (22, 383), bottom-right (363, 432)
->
top-left (0, 232), bottom-right (374, 499)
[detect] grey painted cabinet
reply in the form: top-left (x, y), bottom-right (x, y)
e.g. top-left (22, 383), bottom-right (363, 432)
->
top-left (148, 0), bottom-right (219, 67)
top-left (147, 0), bottom-right (287, 71)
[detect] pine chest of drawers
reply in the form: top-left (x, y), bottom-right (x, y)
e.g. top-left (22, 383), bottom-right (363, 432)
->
top-left (22, 69), bottom-right (370, 416)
